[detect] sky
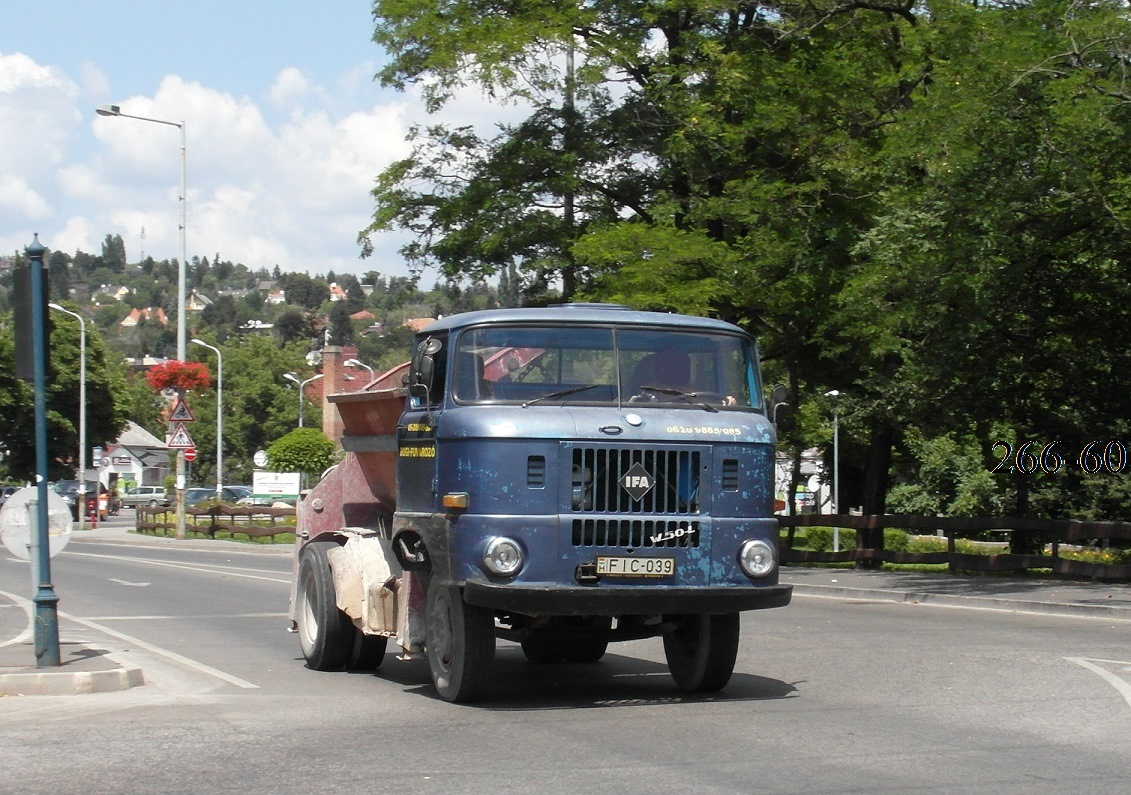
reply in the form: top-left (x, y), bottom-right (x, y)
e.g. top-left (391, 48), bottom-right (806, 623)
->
top-left (0, 0), bottom-right (502, 280)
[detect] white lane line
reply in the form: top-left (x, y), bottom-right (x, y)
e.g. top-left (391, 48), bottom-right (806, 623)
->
top-left (64, 550), bottom-right (290, 584)
top-left (0, 587), bottom-right (259, 689)
top-left (1065, 657), bottom-right (1131, 709)
top-left (109, 578), bottom-right (150, 587)
top-left (89, 612), bottom-right (288, 621)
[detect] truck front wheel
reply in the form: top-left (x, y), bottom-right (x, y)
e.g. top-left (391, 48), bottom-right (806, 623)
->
top-left (662, 613), bottom-right (740, 692)
top-left (296, 540), bottom-right (353, 671)
top-left (425, 582), bottom-right (495, 703)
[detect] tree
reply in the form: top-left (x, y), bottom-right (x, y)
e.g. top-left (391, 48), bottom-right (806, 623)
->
top-left (266, 428), bottom-right (337, 484)
top-left (101, 234), bottom-right (127, 273)
top-left (326, 301), bottom-right (356, 347)
top-left (0, 305), bottom-right (130, 480)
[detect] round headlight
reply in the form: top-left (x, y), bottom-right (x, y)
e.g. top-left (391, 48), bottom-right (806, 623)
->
top-left (483, 537), bottom-right (524, 577)
top-left (739, 539), bottom-right (776, 578)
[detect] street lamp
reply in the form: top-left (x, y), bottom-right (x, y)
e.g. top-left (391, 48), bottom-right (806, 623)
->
top-left (826, 389), bottom-right (841, 552)
top-left (97, 103), bottom-right (189, 538)
top-left (191, 339), bottom-right (223, 502)
top-left (49, 303), bottom-right (86, 532)
top-left (284, 372), bottom-right (323, 428)
top-left (344, 358), bottom-right (374, 381)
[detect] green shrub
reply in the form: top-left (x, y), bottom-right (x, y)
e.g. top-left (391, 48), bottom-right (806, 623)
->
top-left (804, 526), bottom-right (856, 551)
top-left (907, 536), bottom-right (947, 554)
top-left (883, 528), bottom-right (910, 551)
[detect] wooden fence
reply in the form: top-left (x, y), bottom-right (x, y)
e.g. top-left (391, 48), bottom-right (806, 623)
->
top-left (135, 504), bottom-right (296, 541)
top-left (779, 513), bottom-right (1131, 582)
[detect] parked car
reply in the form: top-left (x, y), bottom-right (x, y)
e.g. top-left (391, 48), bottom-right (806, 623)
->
top-left (0, 485), bottom-right (19, 508)
top-left (53, 479), bottom-right (109, 520)
top-left (120, 485), bottom-right (171, 508)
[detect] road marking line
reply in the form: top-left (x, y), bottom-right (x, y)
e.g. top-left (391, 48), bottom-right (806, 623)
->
top-left (0, 587), bottom-right (259, 689)
top-left (1065, 657), bottom-right (1131, 709)
top-left (64, 551), bottom-right (290, 584)
top-left (89, 612), bottom-right (288, 621)
top-left (109, 578), bottom-right (150, 587)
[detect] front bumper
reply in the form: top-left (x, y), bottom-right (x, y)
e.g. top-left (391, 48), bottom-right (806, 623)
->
top-left (463, 580), bottom-right (792, 617)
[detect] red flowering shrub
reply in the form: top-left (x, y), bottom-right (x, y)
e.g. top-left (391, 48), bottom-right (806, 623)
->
top-left (146, 360), bottom-right (211, 392)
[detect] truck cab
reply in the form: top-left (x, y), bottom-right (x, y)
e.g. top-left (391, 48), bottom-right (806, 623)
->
top-left (292, 304), bottom-right (790, 702)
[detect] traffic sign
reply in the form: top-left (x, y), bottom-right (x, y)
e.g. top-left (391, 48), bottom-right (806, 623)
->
top-left (169, 398), bottom-right (196, 422)
top-left (184, 447), bottom-right (197, 462)
top-left (167, 423), bottom-right (195, 449)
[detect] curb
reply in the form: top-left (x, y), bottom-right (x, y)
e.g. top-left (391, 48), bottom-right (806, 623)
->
top-left (790, 583), bottom-right (1131, 622)
top-left (0, 663), bottom-right (144, 696)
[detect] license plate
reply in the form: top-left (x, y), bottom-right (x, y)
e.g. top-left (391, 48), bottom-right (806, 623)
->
top-left (596, 556), bottom-right (675, 578)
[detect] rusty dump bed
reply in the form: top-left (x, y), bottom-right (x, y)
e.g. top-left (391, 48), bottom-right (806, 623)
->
top-left (302, 387), bottom-right (405, 538)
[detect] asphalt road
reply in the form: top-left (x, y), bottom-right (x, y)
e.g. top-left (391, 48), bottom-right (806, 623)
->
top-left (1, 518), bottom-right (1129, 794)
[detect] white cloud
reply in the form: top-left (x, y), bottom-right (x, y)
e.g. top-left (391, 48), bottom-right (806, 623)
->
top-left (269, 67), bottom-right (310, 108)
top-left (0, 174), bottom-right (52, 219)
top-left (0, 49), bottom-right (528, 278)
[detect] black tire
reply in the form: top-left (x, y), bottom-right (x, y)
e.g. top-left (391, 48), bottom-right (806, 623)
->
top-left (349, 632), bottom-right (388, 670)
top-left (295, 540), bottom-right (354, 671)
top-left (520, 633), bottom-right (565, 664)
top-left (563, 617), bottom-right (612, 663)
top-left (663, 613), bottom-right (740, 692)
top-left (425, 581), bottom-right (495, 702)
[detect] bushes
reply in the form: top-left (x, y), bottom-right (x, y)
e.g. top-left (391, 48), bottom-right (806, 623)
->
top-left (797, 527), bottom-right (910, 552)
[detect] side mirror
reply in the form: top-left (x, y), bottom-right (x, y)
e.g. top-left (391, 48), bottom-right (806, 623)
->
top-left (769, 384), bottom-right (791, 427)
top-left (408, 337), bottom-right (442, 400)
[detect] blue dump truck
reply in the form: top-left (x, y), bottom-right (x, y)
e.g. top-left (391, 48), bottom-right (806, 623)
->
top-left (289, 304), bottom-right (791, 702)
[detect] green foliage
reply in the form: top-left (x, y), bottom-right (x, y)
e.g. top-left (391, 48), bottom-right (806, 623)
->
top-left (803, 527), bottom-right (857, 553)
top-left (887, 428), bottom-right (1006, 518)
top-left (883, 529), bottom-right (910, 552)
top-left (266, 428), bottom-right (337, 482)
top-left (0, 303), bottom-right (130, 480)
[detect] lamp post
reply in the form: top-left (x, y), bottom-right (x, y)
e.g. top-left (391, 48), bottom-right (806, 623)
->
top-left (48, 304), bottom-right (87, 532)
top-left (96, 103), bottom-right (189, 538)
top-left (826, 390), bottom-right (841, 552)
top-left (284, 372), bottom-right (323, 428)
top-left (191, 339), bottom-right (223, 502)
top-left (344, 358), bottom-right (374, 381)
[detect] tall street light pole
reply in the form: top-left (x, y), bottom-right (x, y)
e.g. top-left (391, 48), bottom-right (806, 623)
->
top-left (97, 103), bottom-right (188, 539)
top-left (48, 304), bottom-right (87, 532)
top-left (826, 390), bottom-right (841, 552)
top-left (284, 372), bottom-right (323, 428)
top-left (191, 339), bottom-right (223, 502)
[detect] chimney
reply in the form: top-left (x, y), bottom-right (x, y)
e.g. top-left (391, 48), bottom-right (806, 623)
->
top-left (319, 345), bottom-right (359, 443)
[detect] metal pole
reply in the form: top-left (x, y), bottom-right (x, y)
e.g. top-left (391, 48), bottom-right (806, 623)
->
top-left (26, 235), bottom-right (60, 667)
top-left (191, 339), bottom-right (222, 501)
top-left (826, 390), bottom-right (841, 553)
top-left (96, 105), bottom-right (188, 539)
top-left (48, 304), bottom-right (86, 532)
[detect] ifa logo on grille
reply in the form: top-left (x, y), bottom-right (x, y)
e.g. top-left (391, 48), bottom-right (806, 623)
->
top-left (619, 462), bottom-right (655, 501)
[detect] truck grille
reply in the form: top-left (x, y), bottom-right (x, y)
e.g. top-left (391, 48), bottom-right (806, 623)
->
top-left (571, 518), bottom-right (701, 548)
top-left (570, 447), bottom-right (701, 515)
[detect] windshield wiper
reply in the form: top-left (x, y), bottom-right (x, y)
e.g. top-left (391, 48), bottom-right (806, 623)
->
top-left (522, 384), bottom-right (601, 408)
top-left (636, 386), bottom-right (719, 413)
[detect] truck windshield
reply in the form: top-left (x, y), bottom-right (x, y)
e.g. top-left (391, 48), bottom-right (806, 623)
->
top-left (453, 326), bottom-right (759, 410)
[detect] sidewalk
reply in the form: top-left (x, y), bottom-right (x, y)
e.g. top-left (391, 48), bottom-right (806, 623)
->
top-left (3, 524), bottom-right (1128, 696)
top-left (782, 566), bottom-right (1131, 621)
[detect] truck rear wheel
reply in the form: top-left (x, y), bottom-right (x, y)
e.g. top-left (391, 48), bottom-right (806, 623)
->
top-left (663, 613), bottom-right (740, 692)
top-left (425, 582), bottom-right (495, 702)
top-left (296, 540), bottom-right (353, 671)
top-left (349, 632), bottom-right (388, 670)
